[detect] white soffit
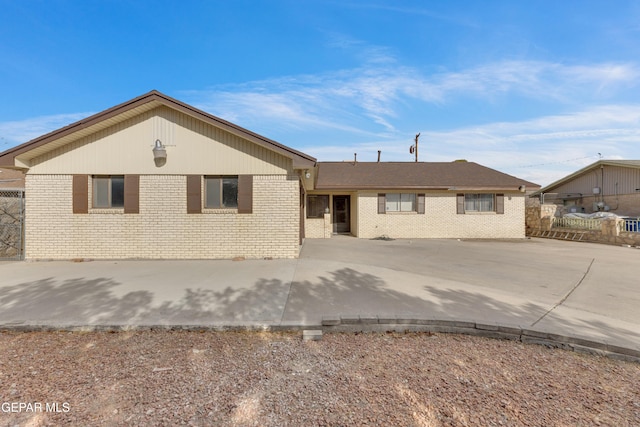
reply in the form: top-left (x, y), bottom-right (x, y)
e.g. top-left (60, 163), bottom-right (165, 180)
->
top-left (16, 101), bottom-right (162, 162)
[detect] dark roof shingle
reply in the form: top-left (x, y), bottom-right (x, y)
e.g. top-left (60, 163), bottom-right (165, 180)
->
top-left (315, 161), bottom-right (539, 190)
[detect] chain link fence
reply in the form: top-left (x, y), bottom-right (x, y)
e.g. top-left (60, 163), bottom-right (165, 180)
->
top-left (0, 189), bottom-right (25, 260)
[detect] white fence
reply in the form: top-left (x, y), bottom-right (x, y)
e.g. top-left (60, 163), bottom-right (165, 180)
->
top-left (551, 217), bottom-right (602, 231)
top-left (620, 217), bottom-right (640, 233)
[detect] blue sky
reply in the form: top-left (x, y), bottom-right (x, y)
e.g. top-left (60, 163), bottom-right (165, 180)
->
top-left (2, 1), bottom-right (640, 185)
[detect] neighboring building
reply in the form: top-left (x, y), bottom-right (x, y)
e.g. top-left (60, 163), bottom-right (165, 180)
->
top-left (303, 161), bottom-right (539, 239)
top-left (0, 167), bottom-right (25, 189)
top-left (531, 160), bottom-right (640, 217)
top-left (0, 90), bottom-right (316, 260)
top-left (0, 91), bottom-right (539, 260)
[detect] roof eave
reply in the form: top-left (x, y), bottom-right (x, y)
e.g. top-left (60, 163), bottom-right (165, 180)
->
top-left (313, 185), bottom-right (525, 191)
top-left (313, 185), bottom-right (449, 191)
top-left (293, 158), bottom-right (317, 169)
top-left (151, 91), bottom-right (316, 166)
top-left (0, 91), bottom-right (163, 167)
top-left (0, 90), bottom-right (317, 168)
top-left (534, 160), bottom-right (640, 195)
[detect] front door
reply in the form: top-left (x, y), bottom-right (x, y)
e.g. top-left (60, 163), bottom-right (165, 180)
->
top-left (333, 195), bottom-right (350, 233)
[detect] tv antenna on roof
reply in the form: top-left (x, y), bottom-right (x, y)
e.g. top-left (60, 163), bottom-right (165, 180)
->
top-left (409, 133), bottom-right (420, 162)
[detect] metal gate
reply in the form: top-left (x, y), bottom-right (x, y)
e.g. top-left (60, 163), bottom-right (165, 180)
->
top-left (0, 189), bottom-right (25, 260)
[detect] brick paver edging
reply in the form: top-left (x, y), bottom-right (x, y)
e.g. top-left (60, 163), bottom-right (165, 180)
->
top-left (321, 315), bottom-right (640, 364)
top-left (2, 317), bottom-right (638, 364)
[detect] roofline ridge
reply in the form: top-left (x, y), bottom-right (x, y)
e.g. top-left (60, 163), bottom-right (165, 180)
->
top-left (149, 91), bottom-right (316, 163)
top-left (0, 90), bottom-right (316, 167)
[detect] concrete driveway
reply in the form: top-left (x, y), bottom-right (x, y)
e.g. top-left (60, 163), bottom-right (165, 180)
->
top-left (0, 237), bottom-right (638, 356)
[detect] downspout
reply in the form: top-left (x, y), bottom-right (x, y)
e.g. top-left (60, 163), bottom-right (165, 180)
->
top-left (591, 168), bottom-right (600, 212)
top-left (612, 181), bottom-right (619, 211)
top-left (601, 164), bottom-right (605, 205)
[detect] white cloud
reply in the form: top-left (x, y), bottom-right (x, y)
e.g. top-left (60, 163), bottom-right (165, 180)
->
top-left (3, 58), bottom-right (639, 188)
top-left (325, 32), bottom-right (397, 65)
top-left (183, 60), bottom-right (640, 143)
top-left (426, 61), bottom-right (640, 103)
top-left (406, 105), bottom-right (640, 183)
top-left (177, 60), bottom-right (640, 186)
top-left (0, 113), bottom-right (91, 151)
top-left (431, 105), bottom-right (640, 144)
top-left (341, 4), bottom-right (480, 29)
top-left (296, 104), bottom-right (640, 185)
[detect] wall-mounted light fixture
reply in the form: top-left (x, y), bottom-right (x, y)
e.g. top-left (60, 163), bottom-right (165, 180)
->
top-left (153, 139), bottom-right (167, 167)
top-left (305, 170), bottom-right (311, 179)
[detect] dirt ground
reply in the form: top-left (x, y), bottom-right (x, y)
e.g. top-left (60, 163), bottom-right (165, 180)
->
top-left (0, 330), bottom-right (638, 426)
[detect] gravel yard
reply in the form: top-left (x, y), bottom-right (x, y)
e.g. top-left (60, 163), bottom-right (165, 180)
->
top-left (0, 330), bottom-right (638, 426)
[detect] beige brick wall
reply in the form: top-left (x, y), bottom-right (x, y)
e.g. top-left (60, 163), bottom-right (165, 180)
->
top-left (356, 192), bottom-right (526, 239)
top-left (305, 218), bottom-right (326, 238)
top-left (304, 213), bottom-right (332, 238)
top-left (25, 174), bottom-right (300, 259)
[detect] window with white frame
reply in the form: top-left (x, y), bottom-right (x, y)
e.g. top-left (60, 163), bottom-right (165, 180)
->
top-left (385, 193), bottom-right (416, 212)
top-left (93, 175), bottom-right (124, 208)
top-left (205, 176), bottom-right (238, 208)
top-left (464, 194), bottom-right (494, 212)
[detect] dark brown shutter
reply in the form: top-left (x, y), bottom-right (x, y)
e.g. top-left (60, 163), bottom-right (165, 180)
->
top-left (186, 175), bottom-right (201, 214)
top-left (237, 175), bottom-right (253, 214)
top-left (417, 193), bottom-right (425, 214)
top-left (299, 185), bottom-right (305, 244)
top-left (378, 193), bottom-right (386, 214)
top-left (496, 194), bottom-right (504, 214)
top-left (456, 193), bottom-right (465, 214)
top-left (72, 174), bottom-right (88, 214)
top-left (124, 175), bottom-right (140, 214)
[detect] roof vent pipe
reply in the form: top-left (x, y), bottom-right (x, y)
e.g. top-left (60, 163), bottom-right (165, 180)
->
top-left (377, 150), bottom-right (381, 162)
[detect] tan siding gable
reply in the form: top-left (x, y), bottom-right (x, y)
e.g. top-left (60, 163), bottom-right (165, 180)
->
top-left (28, 106), bottom-right (292, 175)
top-left (550, 165), bottom-right (640, 196)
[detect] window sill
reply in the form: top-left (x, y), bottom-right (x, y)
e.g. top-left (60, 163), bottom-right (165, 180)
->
top-left (203, 208), bottom-right (238, 214)
top-left (89, 208), bottom-right (125, 214)
top-left (385, 211), bottom-right (418, 215)
top-left (464, 211), bottom-right (496, 215)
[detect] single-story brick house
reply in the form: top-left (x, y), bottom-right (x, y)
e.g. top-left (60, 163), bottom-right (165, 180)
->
top-left (304, 161), bottom-right (539, 239)
top-left (0, 91), bottom-right (538, 260)
top-left (0, 90), bottom-right (315, 259)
